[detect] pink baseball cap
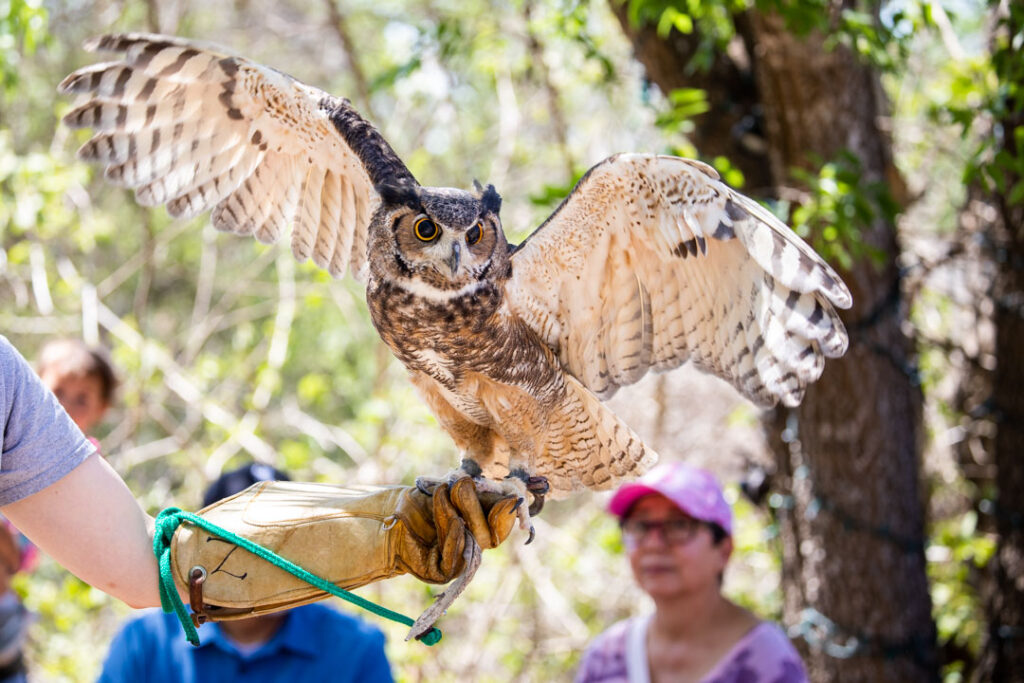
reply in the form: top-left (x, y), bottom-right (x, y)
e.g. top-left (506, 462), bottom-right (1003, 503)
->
top-left (607, 462), bottom-right (732, 535)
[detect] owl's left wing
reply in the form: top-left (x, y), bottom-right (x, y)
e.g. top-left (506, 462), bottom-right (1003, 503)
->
top-left (507, 154), bottom-right (852, 408)
top-left (59, 33), bottom-right (414, 281)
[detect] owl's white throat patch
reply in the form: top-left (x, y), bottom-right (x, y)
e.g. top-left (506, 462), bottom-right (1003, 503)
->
top-left (398, 277), bottom-right (489, 303)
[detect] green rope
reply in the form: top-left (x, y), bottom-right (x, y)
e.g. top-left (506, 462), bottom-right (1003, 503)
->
top-left (153, 507), bottom-right (442, 647)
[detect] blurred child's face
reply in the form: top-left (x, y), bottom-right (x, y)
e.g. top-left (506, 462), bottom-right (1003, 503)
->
top-left (40, 370), bottom-right (109, 434)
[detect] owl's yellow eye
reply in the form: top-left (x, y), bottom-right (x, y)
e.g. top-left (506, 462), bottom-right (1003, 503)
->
top-left (414, 217), bottom-right (440, 242)
top-left (466, 222), bottom-right (483, 245)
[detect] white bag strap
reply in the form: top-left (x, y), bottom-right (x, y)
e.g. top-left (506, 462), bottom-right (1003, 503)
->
top-left (625, 614), bottom-right (652, 683)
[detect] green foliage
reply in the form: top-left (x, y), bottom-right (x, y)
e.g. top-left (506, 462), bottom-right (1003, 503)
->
top-left (550, 0), bottom-right (618, 83)
top-left (652, 86), bottom-right (746, 188)
top-left (926, 54), bottom-right (994, 131)
top-left (623, 0), bottom-right (740, 73)
top-left (528, 169), bottom-right (586, 209)
top-left (788, 150), bottom-right (897, 270)
top-left (654, 87), bottom-right (710, 135)
top-left (755, 0), bottom-right (935, 69)
top-left (16, 559), bottom-right (129, 680)
top-left (959, 0), bottom-right (1024, 206)
top-left (370, 56), bottom-right (424, 93)
top-left (726, 490), bottom-right (784, 619)
top-left (929, 509), bottom-right (995, 659)
top-left (656, 6), bottom-right (694, 36)
top-left (710, 154), bottom-right (745, 188)
top-left (624, 0), bottom-right (932, 74)
top-left (0, 130), bottom-right (91, 244)
top-left (0, 0), bottom-right (48, 95)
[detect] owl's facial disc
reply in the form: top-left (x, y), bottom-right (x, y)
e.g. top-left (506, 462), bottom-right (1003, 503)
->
top-left (393, 213), bottom-right (492, 289)
top-left (379, 185), bottom-right (508, 295)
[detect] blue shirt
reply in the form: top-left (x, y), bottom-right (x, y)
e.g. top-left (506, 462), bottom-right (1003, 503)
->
top-left (97, 603), bottom-right (393, 683)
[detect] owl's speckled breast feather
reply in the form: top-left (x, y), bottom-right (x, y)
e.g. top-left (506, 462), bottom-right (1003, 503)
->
top-left (366, 278), bottom-right (561, 399)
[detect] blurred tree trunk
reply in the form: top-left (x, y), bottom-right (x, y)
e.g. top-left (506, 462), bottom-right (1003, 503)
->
top-left (975, 4), bottom-right (1024, 678)
top-left (974, 160), bottom-right (1024, 680)
top-left (614, 4), bottom-right (937, 681)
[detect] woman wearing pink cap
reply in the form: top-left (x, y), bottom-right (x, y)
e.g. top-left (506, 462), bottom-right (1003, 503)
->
top-left (576, 462), bottom-right (806, 683)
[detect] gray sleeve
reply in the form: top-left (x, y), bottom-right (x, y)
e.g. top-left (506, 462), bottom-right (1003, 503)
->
top-left (0, 336), bottom-right (96, 506)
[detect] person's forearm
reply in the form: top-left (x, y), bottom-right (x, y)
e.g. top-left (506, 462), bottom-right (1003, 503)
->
top-left (1, 454), bottom-right (161, 608)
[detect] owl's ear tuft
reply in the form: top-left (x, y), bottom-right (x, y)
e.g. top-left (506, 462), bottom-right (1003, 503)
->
top-left (376, 181), bottom-right (420, 209)
top-left (479, 184), bottom-right (502, 215)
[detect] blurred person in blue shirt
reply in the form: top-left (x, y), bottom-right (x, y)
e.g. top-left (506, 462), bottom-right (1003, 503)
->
top-left (96, 463), bottom-right (393, 683)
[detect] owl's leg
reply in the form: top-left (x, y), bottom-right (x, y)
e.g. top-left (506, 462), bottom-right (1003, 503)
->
top-left (407, 372), bottom-right (511, 495)
top-left (414, 458), bottom-right (488, 496)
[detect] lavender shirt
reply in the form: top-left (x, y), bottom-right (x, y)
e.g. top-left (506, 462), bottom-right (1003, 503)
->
top-left (576, 617), bottom-right (808, 683)
top-left (0, 336), bottom-right (95, 505)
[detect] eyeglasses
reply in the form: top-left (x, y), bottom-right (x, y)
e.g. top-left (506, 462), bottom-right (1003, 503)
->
top-left (620, 517), bottom-right (706, 548)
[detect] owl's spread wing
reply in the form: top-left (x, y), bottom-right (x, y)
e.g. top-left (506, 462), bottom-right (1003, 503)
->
top-left (507, 154), bottom-right (852, 408)
top-left (60, 33), bottom-right (411, 281)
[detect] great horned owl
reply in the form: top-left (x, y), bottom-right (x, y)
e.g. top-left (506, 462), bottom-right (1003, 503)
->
top-left (60, 34), bottom-right (851, 531)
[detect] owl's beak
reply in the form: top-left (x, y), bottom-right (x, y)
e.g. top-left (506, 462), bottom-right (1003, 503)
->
top-left (447, 242), bottom-right (461, 275)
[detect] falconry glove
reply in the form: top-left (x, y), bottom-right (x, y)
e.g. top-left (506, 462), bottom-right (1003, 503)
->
top-left (171, 477), bottom-right (518, 636)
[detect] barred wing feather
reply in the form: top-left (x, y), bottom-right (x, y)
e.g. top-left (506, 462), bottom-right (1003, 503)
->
top-left (59, 33), bottom-right (377, 280)
top-left (507, 154), bottom-right (852, 408)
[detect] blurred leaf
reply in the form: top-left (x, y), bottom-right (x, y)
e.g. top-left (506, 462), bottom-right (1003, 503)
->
top-left (369, 56), bottom-right (423, 92)
top-left (656, 8), bottom-right (693, 37)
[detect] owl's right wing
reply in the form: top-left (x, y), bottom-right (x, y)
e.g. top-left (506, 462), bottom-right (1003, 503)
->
top-left (507, 154), bottom-right (852, 408)
top-left (59, 33), bottom-right (415, 281)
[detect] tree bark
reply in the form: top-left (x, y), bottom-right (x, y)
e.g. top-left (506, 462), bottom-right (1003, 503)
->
top-left (974, 176), bottom-right (1024, 682)
top-left (749, 12), bottom-right (936, 681)
top-left (613, 4), bottom-right (938, 680)
top-left (975, 6), bottom-right (1024, 677)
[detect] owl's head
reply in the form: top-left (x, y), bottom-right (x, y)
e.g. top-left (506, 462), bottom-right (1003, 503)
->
top-left (369, 181), bottom-right (510, 292)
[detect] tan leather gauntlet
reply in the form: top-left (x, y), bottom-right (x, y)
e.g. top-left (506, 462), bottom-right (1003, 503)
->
top-left (172, 478), bottom-right (518, 622)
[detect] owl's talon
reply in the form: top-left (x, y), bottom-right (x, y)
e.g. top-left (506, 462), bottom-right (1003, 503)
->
top-left (525, 475), bottom-right (548, 517)
top-left (524, 524), bottom-right (536, 545)
top-left (415, 476), bottom-right (440, 496)
top-left (528, 493), bottom-right (546, 517)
